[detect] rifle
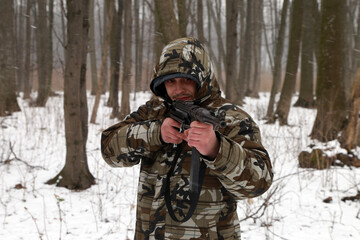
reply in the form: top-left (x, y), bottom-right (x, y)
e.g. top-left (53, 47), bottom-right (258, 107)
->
top-left (169, 100), bottom-right (226, 192)
top-left (165, 100), bottom-right (226, 222)
top-left (170, 100), bottom-right (226, 133)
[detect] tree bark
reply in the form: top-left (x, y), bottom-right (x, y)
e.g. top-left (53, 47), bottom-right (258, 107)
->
top-left (0, 0), bottom-right (21, 116)
top-left (294, 0), bottom-right (316, 108)
top-left (15, 0), bottom-right (25, 92)
top-left (197, 0), bottom-right (205, 43)
top-left (311, 0), bottom-right (347, 142)
top-left (89, 0), bottom-right (98, 96)
top-left (47, 0), bottom-right (95, 190)
top-left (154, 0), bottom-right (181, 60)
top-left (177, 0), bottom-right (187, 37)
top-left (266, 0), bottom-right (289, 119)
top-left (207, 1), bottom-right (226, 88)
top-left (101, 0), bottom-right (109, 94)
top-left (35, 0), bottom-right (49, 106)
top-left (23, 0), bottom-right (33, 99)
top-left (236, 0), bottom-right (246, 103)
top-left (46, 0), bottom-right (54, 98)
top-left (249, 0), bottom-right (263, 98)
top-left (225, 0), bottom-right (238, 102)
top-left (119, 0), bottom-right (132, 119)
top-left (239, 0), bottom-right (253, 102)
top-left (343, 68), bottom-right (360, 149)
top-left (134, 0), bottom-right (141, 95)
top-left (272, 0), bottom-right (303, 125)
top-left (90, 0), bottom-right (115, 124)
top-left (109, 0), bottom-right (123, 119)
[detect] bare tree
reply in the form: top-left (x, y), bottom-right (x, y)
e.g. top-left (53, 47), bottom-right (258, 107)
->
top-left (15, 0), bottom-right (25, 92)
top-left (109, 0), bottom-right (123, 119)
top-left (248, 0), bottom-right (263, 98)
top-left (119, 0), bottom-right (132, 119)
top-left (154, 0), bottom-right (181, 59)
top-left (47, 0), bottom-right (95, 189)
top-left (343, 68), bottom-right (360, 149)
top-left (311, 0), bottom-right (347, 142)
top-left (265, 0), bottom-right (289, 118)
top-left (271, 0), bottom-right (304, 125)
top-left (294, 0), bottom-right (317, 108)
top-left (89, 0), bottom-right (98, 96)
top-left (0, 0), bottom-right (21, 116)
top-left (34, 0), bottom-right (53, 106)
top-left (197, 0), bottom-right (205, 43)
top-left (207, 0), bottom-right (226, 87)
top-left (90, 0), bottom-right (115, 124)
top-left (177, 0), bottom-right (188, 37)
top-left (134, 0), bottom-right (142, 96)
top-left (23, 0), bottom-right (34, 99)
top-left (225, 0), bottom-right (239, 102)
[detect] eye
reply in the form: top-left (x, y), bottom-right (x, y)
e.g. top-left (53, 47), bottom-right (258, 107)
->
top-left (182, 78), bottom-right (192, 83)
top-left (165, 79), bottom-right (174, 84)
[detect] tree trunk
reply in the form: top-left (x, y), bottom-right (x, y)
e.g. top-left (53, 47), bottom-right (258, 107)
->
top-left (23, 0), bottom-right (33, 99)
top-left (35, 0), bottom-right (49, 106)
top-left (102, 0), bottom-right (109, 94)
top-left (272, 0), bottom-right (303, 125)
top-left (236, 0), bottom-right (246, 103)
top-left (352, 3), bottom-right (360, 75)
top-left (0, 0), bottom-right (21, 116)
top-left (90, 0), bottom-right (115, 124)
top-left (225, 0), bottom-right (238, 102)
top-left (249, 0), bottom-right (263, 98)
top-left (47, 0), bottom-right (95, 190)
top-left (109, 0), bottom-right (123, 119)
top-left (343, 68), bottom-right (360, 149)
top-left (177, 0), bottom-right (187, 37)
top-left (239, 0), bottom-right (253, 102)
top-left (207, 1), bottom-right (226, 88)
top-left (294, 0), bottom-right (316, 108)
top-left (197, 0), bottom-right (205, 43)
top-left (46, 0), bottom-right (54, 98)
top-left (311, 0), bottom-right (347, 142)
top-left (134, 0), bottom-right (141, 96)
top-left (266, 0), bottom-right (289, 119)
top-left (154, 0), bottom-right (181, 60)
top-left (89, 0), bottom-right (98, 96)
top-left (15, 0), bottom-right (25, 92)
top-left (119, 0), bottom-right (132, 119)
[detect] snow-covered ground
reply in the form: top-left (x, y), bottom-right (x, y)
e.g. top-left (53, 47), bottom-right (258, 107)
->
top-left (1, 92), bottom-right (359, 240)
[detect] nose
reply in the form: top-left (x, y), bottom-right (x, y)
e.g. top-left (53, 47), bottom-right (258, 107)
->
top-left (173, 81), bottom-right (185, 94)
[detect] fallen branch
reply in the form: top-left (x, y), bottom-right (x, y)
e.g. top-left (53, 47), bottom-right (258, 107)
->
top-left (0, 142), bottom-right (46, 170)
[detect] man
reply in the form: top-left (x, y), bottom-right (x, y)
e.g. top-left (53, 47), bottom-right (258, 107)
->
top-left (101, 37), bottom-right (273, 239)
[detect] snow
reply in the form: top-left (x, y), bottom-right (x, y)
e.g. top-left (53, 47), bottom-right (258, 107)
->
top-left (1, 92), bottom-right (359, 240)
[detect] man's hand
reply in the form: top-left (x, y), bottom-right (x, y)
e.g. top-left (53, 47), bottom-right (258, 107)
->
top-left (184, 121), bottom-right (220, 159)
top-left (161, 118), bottom-right (186, 144)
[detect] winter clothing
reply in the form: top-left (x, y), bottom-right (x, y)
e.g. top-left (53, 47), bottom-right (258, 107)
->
top-left (101, 37), bottom-right (273, 239)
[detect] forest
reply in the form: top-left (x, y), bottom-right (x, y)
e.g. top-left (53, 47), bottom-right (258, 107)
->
top-left (0, 0), bottom-right (360, 239)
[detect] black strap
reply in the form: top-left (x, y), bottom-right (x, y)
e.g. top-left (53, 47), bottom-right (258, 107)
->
top-left (165, 146), bottom-right (206, 222)
top-left (190, 147), bottom-right (201, 193)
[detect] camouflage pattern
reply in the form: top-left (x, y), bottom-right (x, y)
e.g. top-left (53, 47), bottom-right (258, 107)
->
top-left (101, 37), bottom-right (273, 239)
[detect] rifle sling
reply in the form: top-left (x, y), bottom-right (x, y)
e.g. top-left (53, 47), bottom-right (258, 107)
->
top-left (165, 145), bottom-right (206, 223)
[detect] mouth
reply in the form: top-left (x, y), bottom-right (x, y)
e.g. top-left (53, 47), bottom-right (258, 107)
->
top-left (176, 96), bottom-right (191, 101)
top-left (173, 94), bottom-right (193, 101)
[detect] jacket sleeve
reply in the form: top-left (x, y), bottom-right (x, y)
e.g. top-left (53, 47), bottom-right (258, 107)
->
top-left (202, 110), bottom-right (273, 199)
top-left (101, 102), bottom-right (164, 168)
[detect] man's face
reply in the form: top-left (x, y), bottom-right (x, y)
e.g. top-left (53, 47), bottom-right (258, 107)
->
top-left (164, 78), bottom-right (197, 101)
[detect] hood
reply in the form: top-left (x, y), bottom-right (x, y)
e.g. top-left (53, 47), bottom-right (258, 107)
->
top-left (150, 37), bottom-right (222, 104)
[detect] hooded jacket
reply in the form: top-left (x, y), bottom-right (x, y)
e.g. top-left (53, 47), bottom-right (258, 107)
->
top-left (101, 37), bottom-right (273, 239)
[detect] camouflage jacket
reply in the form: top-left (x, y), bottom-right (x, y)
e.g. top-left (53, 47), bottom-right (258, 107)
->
top-left (101, 37), bottom-right (273, 239)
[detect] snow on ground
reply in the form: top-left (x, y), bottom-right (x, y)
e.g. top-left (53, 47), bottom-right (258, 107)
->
top-left (0, 92), bottom-right (359, 240)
